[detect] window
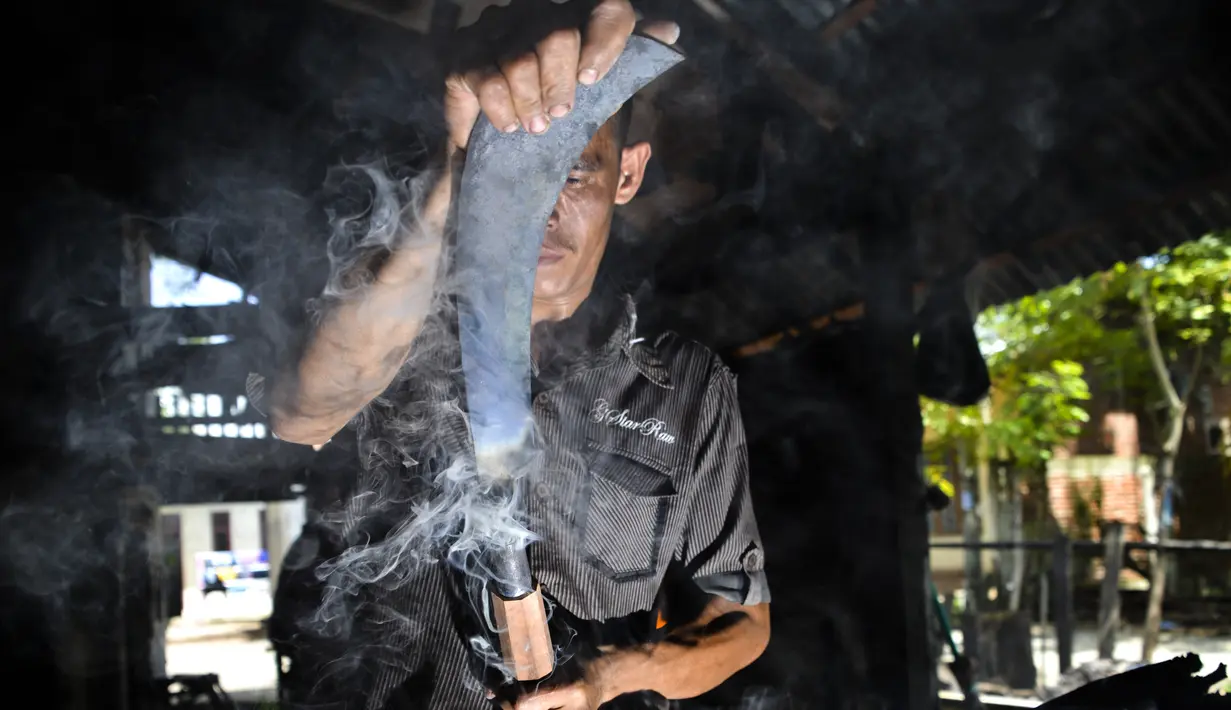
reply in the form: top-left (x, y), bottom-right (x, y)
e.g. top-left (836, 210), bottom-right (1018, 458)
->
top-left (149, 254), bottom-right (256, 308)
top-left (211, 512), bottom-right (231, 552)
top-left (161, 513), bottom-right (181, 545)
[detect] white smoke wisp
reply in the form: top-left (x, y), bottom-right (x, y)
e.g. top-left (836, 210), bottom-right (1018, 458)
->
top-left (299, 160), bottom-right (561, 686)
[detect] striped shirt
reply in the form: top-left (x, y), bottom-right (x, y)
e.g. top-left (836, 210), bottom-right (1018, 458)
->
top-left (252, 294), bottom-right (769, 709)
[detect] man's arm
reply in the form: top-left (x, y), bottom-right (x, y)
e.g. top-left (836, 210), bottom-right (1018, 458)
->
top-left (267, 165), bottom-right (451, 446)
top-left (597, 596), bottom-right (770, 702)
top-left (508, 596), bottom-right (769, 710)
top-left (268, 0), bottom-right (655, 447)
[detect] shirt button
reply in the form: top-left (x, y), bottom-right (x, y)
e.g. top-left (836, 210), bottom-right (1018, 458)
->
top-left (742, 544), bottom-right (764, 573)
top-left (535, 483), bottom-right (551, 500)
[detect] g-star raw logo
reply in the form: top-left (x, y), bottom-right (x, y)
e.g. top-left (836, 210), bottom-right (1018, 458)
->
top-left (590, 398), bottom-right (677, 444)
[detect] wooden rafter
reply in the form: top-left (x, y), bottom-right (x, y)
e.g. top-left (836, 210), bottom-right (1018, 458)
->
top-left (690, 0), bottom-right (845, 130)
top-left (820, 0), bottom-right (879, 44)
top-left (324, 0), bottom-right (436, 33)
top-left (729, 172), bottom-right (1231, 360)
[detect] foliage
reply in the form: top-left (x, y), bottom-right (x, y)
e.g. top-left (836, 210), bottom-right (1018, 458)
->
top-left (924, 463), bottom-right (956, 498)
top-left (921, 359), bottom-right (1091, 470)
top-left (922, 232), bottom-right (1231, 464)
top-left (1069, 477), bottom-right (1104, 539)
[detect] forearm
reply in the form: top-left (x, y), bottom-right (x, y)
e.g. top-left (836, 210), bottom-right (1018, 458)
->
top-left (270, 160), bottom-right (454, 445)
top-left (597, 600), bottom-right (771, 703)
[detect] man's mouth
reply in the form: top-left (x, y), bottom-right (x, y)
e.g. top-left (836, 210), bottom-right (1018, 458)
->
top-left (538, 244), bottom-right (566, 265)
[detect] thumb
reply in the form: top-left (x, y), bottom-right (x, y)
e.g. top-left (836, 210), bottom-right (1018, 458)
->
top-left (444, 74), bottom-right (482, 152)
top-left (637, 20), bottom-right (680, 46)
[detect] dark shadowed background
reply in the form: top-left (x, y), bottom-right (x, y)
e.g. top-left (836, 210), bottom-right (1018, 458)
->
top-left (5, 0), bottom-right (1230, 708)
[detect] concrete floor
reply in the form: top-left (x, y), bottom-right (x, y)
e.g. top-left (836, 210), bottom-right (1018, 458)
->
top-left (944, 624), bottom-right (1231, 692)
top-left (165, 620), bottom-right (278, 702)
top-left (164, 620), bottom-right (1230, 703)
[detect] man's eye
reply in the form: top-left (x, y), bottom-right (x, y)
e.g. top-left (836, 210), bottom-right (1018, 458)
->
top-left (565, 175), bottom-right (583, 185)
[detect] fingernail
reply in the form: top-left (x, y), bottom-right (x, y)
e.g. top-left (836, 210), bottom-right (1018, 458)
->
top-left (529, 115), bottom-right (548, 134)
top-left (502, 122), bottom-right (520, 134)
top-left (549, 103), bottom-right (571, 118)
top-left (579, 68), bottom-right (599, 85)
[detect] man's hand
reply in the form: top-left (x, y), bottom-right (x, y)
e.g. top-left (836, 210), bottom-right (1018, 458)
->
top-left (485, 597), bottom-right (768, 708)
top-left (500, 678), bottom-right (605, 710)
top-left (444, 0), bottom-right (680, 151)
top-left (487, 660), bottom-right (609, 710)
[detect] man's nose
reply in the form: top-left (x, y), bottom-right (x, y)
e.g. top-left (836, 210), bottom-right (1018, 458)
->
top-left (545, 204), bottom-right (560, 230)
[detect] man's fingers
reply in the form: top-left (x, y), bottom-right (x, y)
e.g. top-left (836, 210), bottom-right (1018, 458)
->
top-left (444, 73), bottom-right (482, 150)
top-left (577, 0), bottom-right (637, 85)
top-left (537, 27), bottom-right (581, 119)
top-left (638, 20), bottom-right (681, 46)
top-left (470, 68), bottom-right (522, 136)
top-left (500, 52), bottom-right (549, 134)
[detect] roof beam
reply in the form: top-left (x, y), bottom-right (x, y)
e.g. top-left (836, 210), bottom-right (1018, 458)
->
top-left (324, 0), bottom-right (437, 33)
top-left (820, 0), bottom-right (879, 44)
top-left (729, 171), bottom-right (1231, 360)
top-left (690, 0), bottom-right (845, 130)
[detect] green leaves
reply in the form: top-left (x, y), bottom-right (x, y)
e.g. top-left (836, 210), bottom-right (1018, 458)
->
top-left (922, 232), bottom-right (1230, 466)
top-left (921, 358), bottom-right (1091, 468)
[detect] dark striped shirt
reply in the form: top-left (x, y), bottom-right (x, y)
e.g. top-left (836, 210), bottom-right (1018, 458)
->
top-left (251, 295), bottom-right (768, 709)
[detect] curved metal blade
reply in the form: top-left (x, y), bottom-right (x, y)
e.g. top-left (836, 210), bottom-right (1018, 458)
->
top-left (454, 36), bottom-right (683, 474)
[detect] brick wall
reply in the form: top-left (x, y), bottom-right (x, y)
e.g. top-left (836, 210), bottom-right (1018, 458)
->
top-left (1047, 455), bottom-right (1143, 536)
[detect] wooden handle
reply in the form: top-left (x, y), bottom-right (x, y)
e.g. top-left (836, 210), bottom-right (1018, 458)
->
top-left (490, 586), bottom-right (554, 681)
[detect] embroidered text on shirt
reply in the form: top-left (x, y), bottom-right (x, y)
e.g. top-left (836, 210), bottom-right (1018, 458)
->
top-left (590, 398), bottom-right (677, 444)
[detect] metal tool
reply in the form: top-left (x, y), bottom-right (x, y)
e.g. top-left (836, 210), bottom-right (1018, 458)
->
top-left (452, 35), bottom-right (683, 681)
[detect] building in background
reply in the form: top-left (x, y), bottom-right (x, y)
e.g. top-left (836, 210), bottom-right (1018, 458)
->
top-left (159, 499), bottom-right (306, 623)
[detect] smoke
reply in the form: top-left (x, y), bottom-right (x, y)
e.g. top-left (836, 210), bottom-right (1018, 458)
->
top-left (286, 154), bottom-right (562, 693)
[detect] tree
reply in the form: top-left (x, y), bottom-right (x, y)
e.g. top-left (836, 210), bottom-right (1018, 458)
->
top-left (923, 357), bottom-right (1092, 611)
top-left (922, 233), bottom-right (1230, 635)
top-left (1100, 235), bottom-right (1231, 661)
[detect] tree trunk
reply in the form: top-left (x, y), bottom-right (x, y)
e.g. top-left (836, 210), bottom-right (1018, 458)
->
top-left (1141, 448), bottom-right (1178, 662)
top-left (1008, 469), bottom-right (1026, 612)
top-left (977, 400), bottom-right (997, 577)
top-left (1137, 298), bottom-right (1203, 663)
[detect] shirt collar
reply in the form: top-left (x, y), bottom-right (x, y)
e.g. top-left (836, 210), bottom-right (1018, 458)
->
top-left (614, 296), bottom-right (673, 390)
top-left (535, 294), bottom-right (672, 390)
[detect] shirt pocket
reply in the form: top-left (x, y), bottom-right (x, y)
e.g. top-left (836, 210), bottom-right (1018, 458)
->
top-left (581, 443), bottom-right (679, 582)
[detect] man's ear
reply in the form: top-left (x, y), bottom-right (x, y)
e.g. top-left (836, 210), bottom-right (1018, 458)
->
top-left (614, 141), bottom-right (652, 206)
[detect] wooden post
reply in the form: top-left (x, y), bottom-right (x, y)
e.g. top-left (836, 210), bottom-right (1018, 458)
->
top-left (1051, 535), bottom-right (1074, 673)
top-left (976, 400), bottom-right (998, 576)
top-left (960, 441), bottom-right (982, 679)
top-left (1097, 523), bottom-right (1126, 660)
top-left (1038, 570), bottom-right (1049, 688)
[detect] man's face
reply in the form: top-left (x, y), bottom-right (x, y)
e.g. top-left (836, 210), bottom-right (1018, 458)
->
top-left (533, 117), bottom-right (652, 314)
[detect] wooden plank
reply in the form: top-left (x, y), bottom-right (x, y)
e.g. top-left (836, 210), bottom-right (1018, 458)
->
top-left (820, 0), bottom-right (878, 43)
top-left (324, 0), bottom-right (435, 33)
top-left (690, 0), bottom-right (845, 130)
top-left (1051, 535), bottom-right (1074, 674)
top-left (1097, 522), bottom-right (1126, 660)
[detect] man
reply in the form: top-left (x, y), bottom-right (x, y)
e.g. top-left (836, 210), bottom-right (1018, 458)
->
top-left (262, 2), bottom-right (770, 707)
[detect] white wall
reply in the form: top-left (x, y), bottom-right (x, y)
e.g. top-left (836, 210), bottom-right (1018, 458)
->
top-left (229, 504), bottom-right (263, 553)
top-left (160, 500), bottom-right (297, 623)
